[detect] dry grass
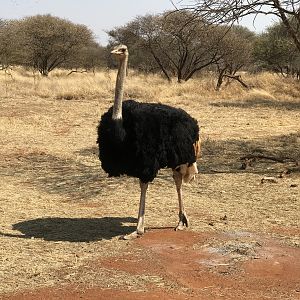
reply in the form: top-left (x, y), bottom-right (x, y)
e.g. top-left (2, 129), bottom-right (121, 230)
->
top-left (0, 68), bottom-right (299, 295)
top-left (3, 68), bottom-right (300, 102)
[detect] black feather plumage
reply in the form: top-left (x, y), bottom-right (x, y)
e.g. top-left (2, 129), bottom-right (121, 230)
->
top-left (97, 100), bottom-right (199, 183)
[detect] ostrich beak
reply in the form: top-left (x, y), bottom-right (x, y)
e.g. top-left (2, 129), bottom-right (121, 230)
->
top-left (111, 45), bottom-right (128, 56)
top-left (111, 49), bottom-right (119, 55)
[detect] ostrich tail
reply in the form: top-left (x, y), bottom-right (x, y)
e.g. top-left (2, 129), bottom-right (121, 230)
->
top-left (178, 162), bottom-right (199, 183)
top-left (176, 140), bottom-right (201, 183)
top-left (194, 139), bottom-right (201, 159)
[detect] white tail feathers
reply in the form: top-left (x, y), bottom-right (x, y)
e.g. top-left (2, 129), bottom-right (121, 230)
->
top-left (178, 162), bottom-right (198, 183)
top-left (176, 139), bottom-right (201, 183)
top-left (194, 139), bottom-right (201, 159)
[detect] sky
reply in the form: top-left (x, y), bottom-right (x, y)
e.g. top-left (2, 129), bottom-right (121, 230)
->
top-left (1, 0), bottom-right (277, 45)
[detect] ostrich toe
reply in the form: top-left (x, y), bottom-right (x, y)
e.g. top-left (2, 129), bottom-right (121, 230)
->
top-left (175, 212), bottom-right (189, 231)
top-left (121, 230), bottom-right (144, 240)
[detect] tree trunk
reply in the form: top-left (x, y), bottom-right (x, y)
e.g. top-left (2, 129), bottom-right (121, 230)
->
top-left (177, 67), bottom-right (183, 83)
top-left (216, 68), bottom-right (226, 91)
top-left (150, 49), bottom-right (172, 82)
top-left (40, 69), bottom-right (49, 76)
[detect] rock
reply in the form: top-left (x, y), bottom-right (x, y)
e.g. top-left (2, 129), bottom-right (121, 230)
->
top-left (261, 177), bottom-right (278, 184)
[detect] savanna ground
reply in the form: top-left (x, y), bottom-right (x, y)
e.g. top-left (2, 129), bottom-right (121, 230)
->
top-left (0, 69), bottom-right (299, 299)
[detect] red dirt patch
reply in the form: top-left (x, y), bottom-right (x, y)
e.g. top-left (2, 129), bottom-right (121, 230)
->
top-left (270, 225), bottom-right (300, 237)
top-left (3, 287), bottom-right (187, 300)
top-left (3, 229), bottom-right (300, 300)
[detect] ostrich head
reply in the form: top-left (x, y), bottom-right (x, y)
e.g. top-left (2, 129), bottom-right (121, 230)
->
top-left (111, 44), bottom-right (129, 60)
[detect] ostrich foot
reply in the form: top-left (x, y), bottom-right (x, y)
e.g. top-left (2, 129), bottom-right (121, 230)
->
top-left (175, 212), bottom-right (189, 231)
top-left (121, 230), bottom-right (144, 240)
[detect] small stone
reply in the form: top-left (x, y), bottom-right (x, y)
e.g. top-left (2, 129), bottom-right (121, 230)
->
top-left (261, 177), bottom-right (278, 184)
top-left (220, 215), bottom-right (228, 221)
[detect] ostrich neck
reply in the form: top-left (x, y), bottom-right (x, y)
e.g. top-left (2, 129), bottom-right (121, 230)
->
top-left (112, 56), bottom-right (128, 120)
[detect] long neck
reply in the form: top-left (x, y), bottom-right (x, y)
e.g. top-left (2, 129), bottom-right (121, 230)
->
top-left (112, 55), bottom-right (128, 120)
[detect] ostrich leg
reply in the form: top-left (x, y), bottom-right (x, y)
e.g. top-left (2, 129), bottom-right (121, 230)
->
top-left (123, 180), bottom-right (148, 240)
top-left (173, 169), bottom-right (189, 230)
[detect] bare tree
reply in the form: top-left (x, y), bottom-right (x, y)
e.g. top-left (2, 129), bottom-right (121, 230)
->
top-left (160, 11), bottom-right (226, 82)
top-left (214, 26), bottom-right (255, 90)
top-left (108, 11), bottom-right (227, 82)
top-left (178, 0), bottom-right (300, 52)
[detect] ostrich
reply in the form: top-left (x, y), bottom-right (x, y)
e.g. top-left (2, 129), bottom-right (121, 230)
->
top-left (97, 44), bottom-right (200, 240)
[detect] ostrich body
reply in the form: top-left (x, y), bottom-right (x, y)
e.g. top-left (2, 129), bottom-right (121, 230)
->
top-left (97, 45), bottom-right (200, 239)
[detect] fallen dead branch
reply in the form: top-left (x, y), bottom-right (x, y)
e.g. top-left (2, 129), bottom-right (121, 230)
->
top-left (67, 69), bottom-right (88, 76)
top-left (240, 154), bottom-right (297, 170)
top-left (280, 165), bottom-right (300, 177)
top-left (224, 74), bottom-right (250, 89)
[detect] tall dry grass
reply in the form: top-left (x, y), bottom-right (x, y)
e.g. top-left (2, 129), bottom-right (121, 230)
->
top-left (1, 67), bottom-right (300, 103)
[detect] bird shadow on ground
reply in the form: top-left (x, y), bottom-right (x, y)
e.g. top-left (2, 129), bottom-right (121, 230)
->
top-left (0, 217), bottom-right (136, 242)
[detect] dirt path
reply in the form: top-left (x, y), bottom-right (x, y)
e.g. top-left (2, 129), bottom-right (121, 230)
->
top-left (4, 229), bottom-right (300, 300)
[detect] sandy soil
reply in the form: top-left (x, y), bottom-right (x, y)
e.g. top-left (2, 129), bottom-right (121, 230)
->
top-left (0, 74), bottom-right (299, 300)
